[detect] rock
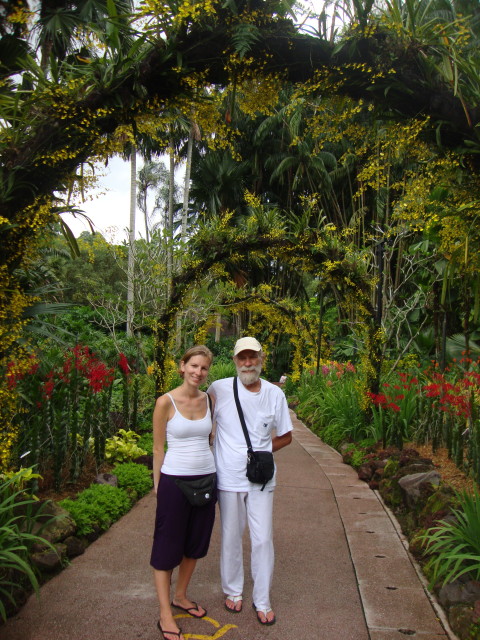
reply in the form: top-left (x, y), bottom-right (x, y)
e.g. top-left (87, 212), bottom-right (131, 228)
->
top-left (63, 535), bottom-right (88, 558)
top-left (398, 470), bottom-right (441, 507)
top-left (30, 543), bottom-right (67, 573)
top-left (378, 476), bottom-right (403, 507)
top-left (358, 463), bottom-right (375, 481)
top-left (85, 526), bottom-right (102, 543)
top-left (439, 579), bottom-right (480, 607)
top-left (396, 462), bottom-right (436, 479)
top-left (448, 604), bottom-right (479, 639)
top-left (27, 501), bottom-right (76, 543)
top-left (95, 472), bottom-right (118, 487)
top-left (418, 486), bottom-right (457, 529)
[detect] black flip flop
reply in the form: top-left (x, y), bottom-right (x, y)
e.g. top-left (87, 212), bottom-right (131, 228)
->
top-left (157, 620), bottom-right (183, 639)
top-left (171, 601), bottom-right (207, 618)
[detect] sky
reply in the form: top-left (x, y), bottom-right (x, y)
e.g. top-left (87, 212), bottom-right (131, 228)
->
top-left (66, 155), bottom-right (151, 243)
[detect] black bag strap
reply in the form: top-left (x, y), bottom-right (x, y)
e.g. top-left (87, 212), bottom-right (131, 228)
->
top-left (206, 392), bottom-right (213, 416)
top-left (233, 377), bottom-right (254, 453)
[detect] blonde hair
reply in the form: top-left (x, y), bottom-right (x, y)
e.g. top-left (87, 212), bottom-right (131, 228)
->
top-left (178, 345), bottom-right (213, 377)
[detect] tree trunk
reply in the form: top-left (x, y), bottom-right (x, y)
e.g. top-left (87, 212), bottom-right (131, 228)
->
top-left (126, 148), bottom-right (137, 337)
top-left (167, 137), bottom-right (175, 301)
top-left (181, 124), bottom-right (194, 238)
top-left (177, 122), bottom-right (195, 348)
top-left (143, 187), bottom-right (150, 244)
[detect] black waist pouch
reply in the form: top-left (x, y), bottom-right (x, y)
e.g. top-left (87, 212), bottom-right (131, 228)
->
top-left (174, 473), bottom-right (217, 507)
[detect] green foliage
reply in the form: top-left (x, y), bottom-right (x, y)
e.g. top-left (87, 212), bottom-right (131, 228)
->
top-left (367, 372), bottom-right (421, 448)
top-left (0, 470), bottom-right (55, 621)
top-left (46, 232), bottom-right (127, 306)
top-left (111, 462), bottom-right (153, 497)
top-left (0, 467), bottom-right (42, 494)
top-left (205, 336), bottom-right (236, 362)
top-left (47, 307), bottom-right (152, 369)
top-left (12, 343), bottom-right (118, 489)
top-left (60, 484), bottom-right (131, 536)
top-left (419, 488), bottom-right (480, 587)
top-left (207, 360), bottom-right (237, 383)
top-left (296, 364), bottom-right (367, 447)
top-left (342, 443), bottom-right (368, 469)
top-left (137, 432), bottom-right (153, 454)
top-left (104, 429), bottom-right (147, 463)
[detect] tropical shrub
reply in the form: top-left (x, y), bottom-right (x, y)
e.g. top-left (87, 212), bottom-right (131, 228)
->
top-left (419, 488), bottom-right (480, 587)
top-left (367, 371), bottom-right (421, 449)
top-left (208, 361), bottom-right (237, 383)
top-left (59, 484), bottom-right (131, 536)
top-left (8, 345), bottom-right (137, 488)
top-left (341, 442), bottom-right (369, 469)
top-left (137, 432), bottom-right (153, 455)
top-left (293, 357), bottom-right (480, 483)
top-left (0, 470), bottom-right (55, 621)
top-left (205, 335), bottom-right (236, 361)
top-left (295, 363), bottom-right (367, 447)
top-left (104, 429), bottom-right (147, 463)
top-left (111, 462), bottom-right (153, 497)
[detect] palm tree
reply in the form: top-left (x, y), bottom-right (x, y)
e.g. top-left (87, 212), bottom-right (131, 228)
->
top-left (137, 160), bottom-right (169, 242)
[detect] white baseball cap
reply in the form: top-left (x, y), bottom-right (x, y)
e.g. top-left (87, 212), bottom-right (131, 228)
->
top-left (233, 337), bottom-right (262, 356)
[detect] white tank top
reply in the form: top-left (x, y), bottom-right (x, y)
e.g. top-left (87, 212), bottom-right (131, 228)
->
top-left (161, 392), bottom-right (215, 476)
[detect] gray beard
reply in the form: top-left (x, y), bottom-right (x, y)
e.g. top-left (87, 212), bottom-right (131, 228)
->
top-left (237, 366), bottom-right (262, 387)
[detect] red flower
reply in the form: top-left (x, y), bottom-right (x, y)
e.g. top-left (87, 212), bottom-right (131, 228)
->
top-left (87, 362), bottom-right (114, 393)
top-left (43, 371), bottom-right (55, 399)
top-left (388, 403), bottom-right (400, 412)
top-left (424, 383), bottom-right (441, 397)
top-left (118, 353), bottom-right (130, 376)
top-left (367, 392), bottom-right (388, 407)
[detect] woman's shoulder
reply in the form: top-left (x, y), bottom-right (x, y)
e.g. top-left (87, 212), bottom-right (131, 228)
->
top-left (155, 393), bottom-right (175, 409)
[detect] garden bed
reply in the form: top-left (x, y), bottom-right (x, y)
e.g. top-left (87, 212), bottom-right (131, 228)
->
top-left (343, 440), bottom-right (480, 640)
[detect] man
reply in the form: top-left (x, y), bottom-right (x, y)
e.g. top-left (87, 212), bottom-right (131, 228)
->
top-left (208, 337), bottom-right (293, 626)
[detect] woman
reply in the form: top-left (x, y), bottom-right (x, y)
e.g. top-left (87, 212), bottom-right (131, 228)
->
top-left (150, 345), bottom-right (216, 640)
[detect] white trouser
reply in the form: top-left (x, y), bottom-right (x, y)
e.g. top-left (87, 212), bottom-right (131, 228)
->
top-left (218, 489), bottom-right (274, 610)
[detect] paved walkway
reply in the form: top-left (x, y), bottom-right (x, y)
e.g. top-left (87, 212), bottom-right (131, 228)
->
top-left (2, 414), bottom-right (454, 640)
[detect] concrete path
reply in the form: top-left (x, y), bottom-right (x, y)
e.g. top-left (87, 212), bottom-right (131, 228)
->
top-left (2, 414), bottom-right (454, 640)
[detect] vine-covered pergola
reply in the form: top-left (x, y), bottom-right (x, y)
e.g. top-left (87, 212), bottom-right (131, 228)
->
top-left (2, 0), bottom-right (480, 462)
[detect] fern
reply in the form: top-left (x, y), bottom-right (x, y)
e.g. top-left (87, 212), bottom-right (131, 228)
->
top-left (231, 23), bottom-right (261, 58)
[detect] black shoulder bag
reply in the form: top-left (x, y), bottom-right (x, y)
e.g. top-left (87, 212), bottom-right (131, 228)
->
top-left (233, 377), bottom-right (275, 491)
top-left (174, 394), bottom-right (217, 507)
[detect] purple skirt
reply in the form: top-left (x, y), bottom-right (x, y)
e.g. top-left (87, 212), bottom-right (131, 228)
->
top-left (150, 473), bottom-right (217, 571)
